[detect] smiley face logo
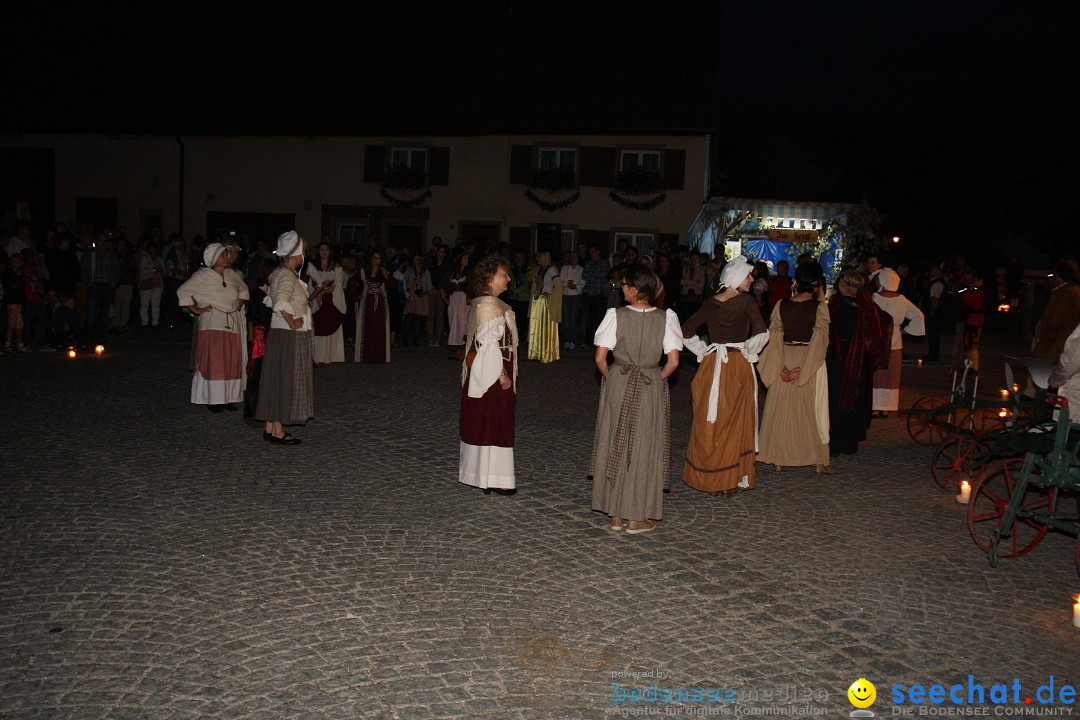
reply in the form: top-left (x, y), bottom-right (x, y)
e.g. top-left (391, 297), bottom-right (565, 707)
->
top-left (848, 678), bottom-right (877, 709)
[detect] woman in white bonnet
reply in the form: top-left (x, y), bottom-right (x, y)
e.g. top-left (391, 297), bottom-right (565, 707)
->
top-left (680, 255), bottom-right (769, 495)
top-left (256, 231), bottom-right (315, 445)
top-left (177, 242), bottom-right (250, 412)
top-left (871, 267), bottom-right (925, 418)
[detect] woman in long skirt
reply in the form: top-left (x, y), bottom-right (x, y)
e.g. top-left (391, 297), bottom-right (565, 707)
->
top-left (446, 252), bottom-right (470, 360)
top-left (348, 250), bottom-right (393, 363)
top-left (758, 262), bottom-right (831, 475)
top-left (459, 255), bottom-right (518, 494)
top-left (256, 231), bottom-right (314, 445)
top-left (177, 242), bottom-right (249, 412)
top-left (828, 269), bottom-right (891, 456)
top-left (307, 241), bottom-right (346, 366)
top-left (681, 256), bottom-right (769, 494)
top-left (871, 267), bottom-right (924, 417)
top-left (527, 250), bottom-right (561, 363)
top-left (590, 265), bottom-right (682, 534)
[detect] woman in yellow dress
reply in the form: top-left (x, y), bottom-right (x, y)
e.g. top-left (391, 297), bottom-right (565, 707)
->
top-left (527, 250), bottom-right (561, 363)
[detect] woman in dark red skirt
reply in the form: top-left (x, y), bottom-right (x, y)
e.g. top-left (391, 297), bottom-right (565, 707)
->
top-left (459, 255), bottom-right (518, 495)
top-left (348, 251), bottom-right (394, 363)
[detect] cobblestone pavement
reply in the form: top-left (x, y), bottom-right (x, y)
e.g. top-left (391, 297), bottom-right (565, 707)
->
top-left (1, 326), bottom-right (1077, 720)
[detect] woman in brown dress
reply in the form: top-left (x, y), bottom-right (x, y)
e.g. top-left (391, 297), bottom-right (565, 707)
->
top-left (681, 256), bottom-right (769, 494)
top-left (758, 262), bottom-right (832, 475)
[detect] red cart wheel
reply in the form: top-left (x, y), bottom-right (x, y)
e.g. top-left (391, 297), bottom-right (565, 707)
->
top-left (967, 459), bottom-right (1054, 559)
top-left (962, 407), bottom-right (1009, 437)
top-left (907, 393), bottom-right (954, 446)
top-left (931, 435), bottom-right (980, 490)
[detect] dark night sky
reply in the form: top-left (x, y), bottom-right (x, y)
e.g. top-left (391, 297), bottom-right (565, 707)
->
top-left (10, 1), bottom-right (1080, 261)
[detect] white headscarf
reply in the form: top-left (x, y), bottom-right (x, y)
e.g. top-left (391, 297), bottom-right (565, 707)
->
top-left (203, 242), bottom-right (226, 268)
top-left (273, 231), bottom-right (304, 258)
top-left (877, 267), bottom-right (900, 292)
top-left (721, 255), bottom-right (753, 290)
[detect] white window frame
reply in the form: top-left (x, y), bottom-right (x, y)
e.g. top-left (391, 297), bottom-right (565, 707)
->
top-left (614, 231), bottom-right (656, 258)
top-left (389, 147), bottom-right (428, 171)
top-left (538, 147), bottom-right (577, 173)
top-left (335, 222), bottom-right (368, 247)
top-left (620, 150), bottom-right (661, 172)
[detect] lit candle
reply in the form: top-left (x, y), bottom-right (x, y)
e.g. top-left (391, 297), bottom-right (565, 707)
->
top-left (1013, 383), bottom-right (1020, 394)
top-left (67, 347), bottom-right (76, 359)
top-left (94, 345), bottom-right (105, 356)
top-left (917, 358), bottom-right (923, 367)
top-left (1073, 595), bottom-right (1080, 629)
top-left (1000, 389), bottom-right (1009, 399)
top-left (956, 480), bottom-right (971, 504)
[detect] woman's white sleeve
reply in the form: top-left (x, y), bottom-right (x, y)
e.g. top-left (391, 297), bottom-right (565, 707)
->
top-left (662, 309), bottom-right (683, 353)
top-left (903, 298), bottom-right (926, 336)
top-left (468, 318), bottom-right (506, 398)
top-left (593, 308), bottom-right (619, 349)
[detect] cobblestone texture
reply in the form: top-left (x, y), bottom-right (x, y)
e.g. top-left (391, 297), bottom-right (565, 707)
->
top-left (1, 327), bottom-right (1076, 719)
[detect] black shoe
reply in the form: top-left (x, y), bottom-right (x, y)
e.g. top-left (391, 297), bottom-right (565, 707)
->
top-left (208, 405), bottom-right (225, 414)
top-left (269, 434), bottom-right (301, 445)
top-left (225, 403), bottom-right (239, 412)
top-left (263, 431), bottom-right (272, 441)
top-left (483, 487), bottom-right (516, 496)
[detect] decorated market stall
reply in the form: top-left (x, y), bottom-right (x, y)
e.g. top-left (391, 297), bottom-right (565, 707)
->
top-left (684, 196), bottom-right (877, 282)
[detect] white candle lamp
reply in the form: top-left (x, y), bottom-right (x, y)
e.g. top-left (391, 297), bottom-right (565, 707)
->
top-left (1073, 594), bottom-right (1080, 629)
top-left (955, 480), bottom-right (972, 504)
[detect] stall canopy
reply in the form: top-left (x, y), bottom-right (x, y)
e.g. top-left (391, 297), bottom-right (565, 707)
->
top-left (685, 196), bottom-right (859, 281)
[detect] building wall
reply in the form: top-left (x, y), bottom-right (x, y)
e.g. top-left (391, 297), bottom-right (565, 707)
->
top-left (3, 133), bottom-right (709, 252)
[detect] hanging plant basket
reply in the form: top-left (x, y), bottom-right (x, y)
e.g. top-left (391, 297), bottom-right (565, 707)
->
top-left (530, 166), bottom-right (577, 192)
top-left (383, 165), bottom-right (429, 191)
top-left (613, 166), bottom-right (663, 195)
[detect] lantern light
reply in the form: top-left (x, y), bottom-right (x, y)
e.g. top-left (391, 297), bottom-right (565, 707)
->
top-left (94, 345), bottom-right (105, 356)
top-left (67, 347), bottom-right (77, 359)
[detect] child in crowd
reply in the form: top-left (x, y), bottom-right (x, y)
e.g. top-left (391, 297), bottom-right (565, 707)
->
top-left (52, 294), bottom-right (81, 347)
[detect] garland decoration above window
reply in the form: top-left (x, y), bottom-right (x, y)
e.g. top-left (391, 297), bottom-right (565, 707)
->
top-left (609, 190), bottom-right (667, 212)
top-left (380, 186), bottom-right (432, 208)
top-left (525, 188), bottom-right (581, 212)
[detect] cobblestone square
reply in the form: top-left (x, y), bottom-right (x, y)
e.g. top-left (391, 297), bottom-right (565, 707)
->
top-left (1, 329), bottom-right (1076, 719)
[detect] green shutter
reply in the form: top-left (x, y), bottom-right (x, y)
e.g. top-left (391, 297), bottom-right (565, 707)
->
top-left (663, 149), bottom-right (686, 190)
top-left (364, 145), bottom-right (385, 184)
top-left (509, 145), bottom-right (533, 184)
top-left (429, 147), bottom-right (450, 185)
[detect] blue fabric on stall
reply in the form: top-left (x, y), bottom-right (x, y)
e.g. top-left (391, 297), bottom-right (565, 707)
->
top-left (742, 237), bottom-right (841, 283)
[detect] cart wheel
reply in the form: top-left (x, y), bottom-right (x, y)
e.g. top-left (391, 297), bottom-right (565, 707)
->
top-left (962, 407), bottom-right (1010, 437)
top-left (931, 435), bottom-right (979, 490)
top-left (907, 393), bottom-right (953, 446)
top-left (967, 459), bottom-right (1054, 560)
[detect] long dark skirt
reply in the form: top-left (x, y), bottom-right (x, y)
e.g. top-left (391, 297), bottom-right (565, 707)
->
top-left (256, 329), bottom-right (314, 425)
top-left (827, 355), bottom-right (871, 457)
